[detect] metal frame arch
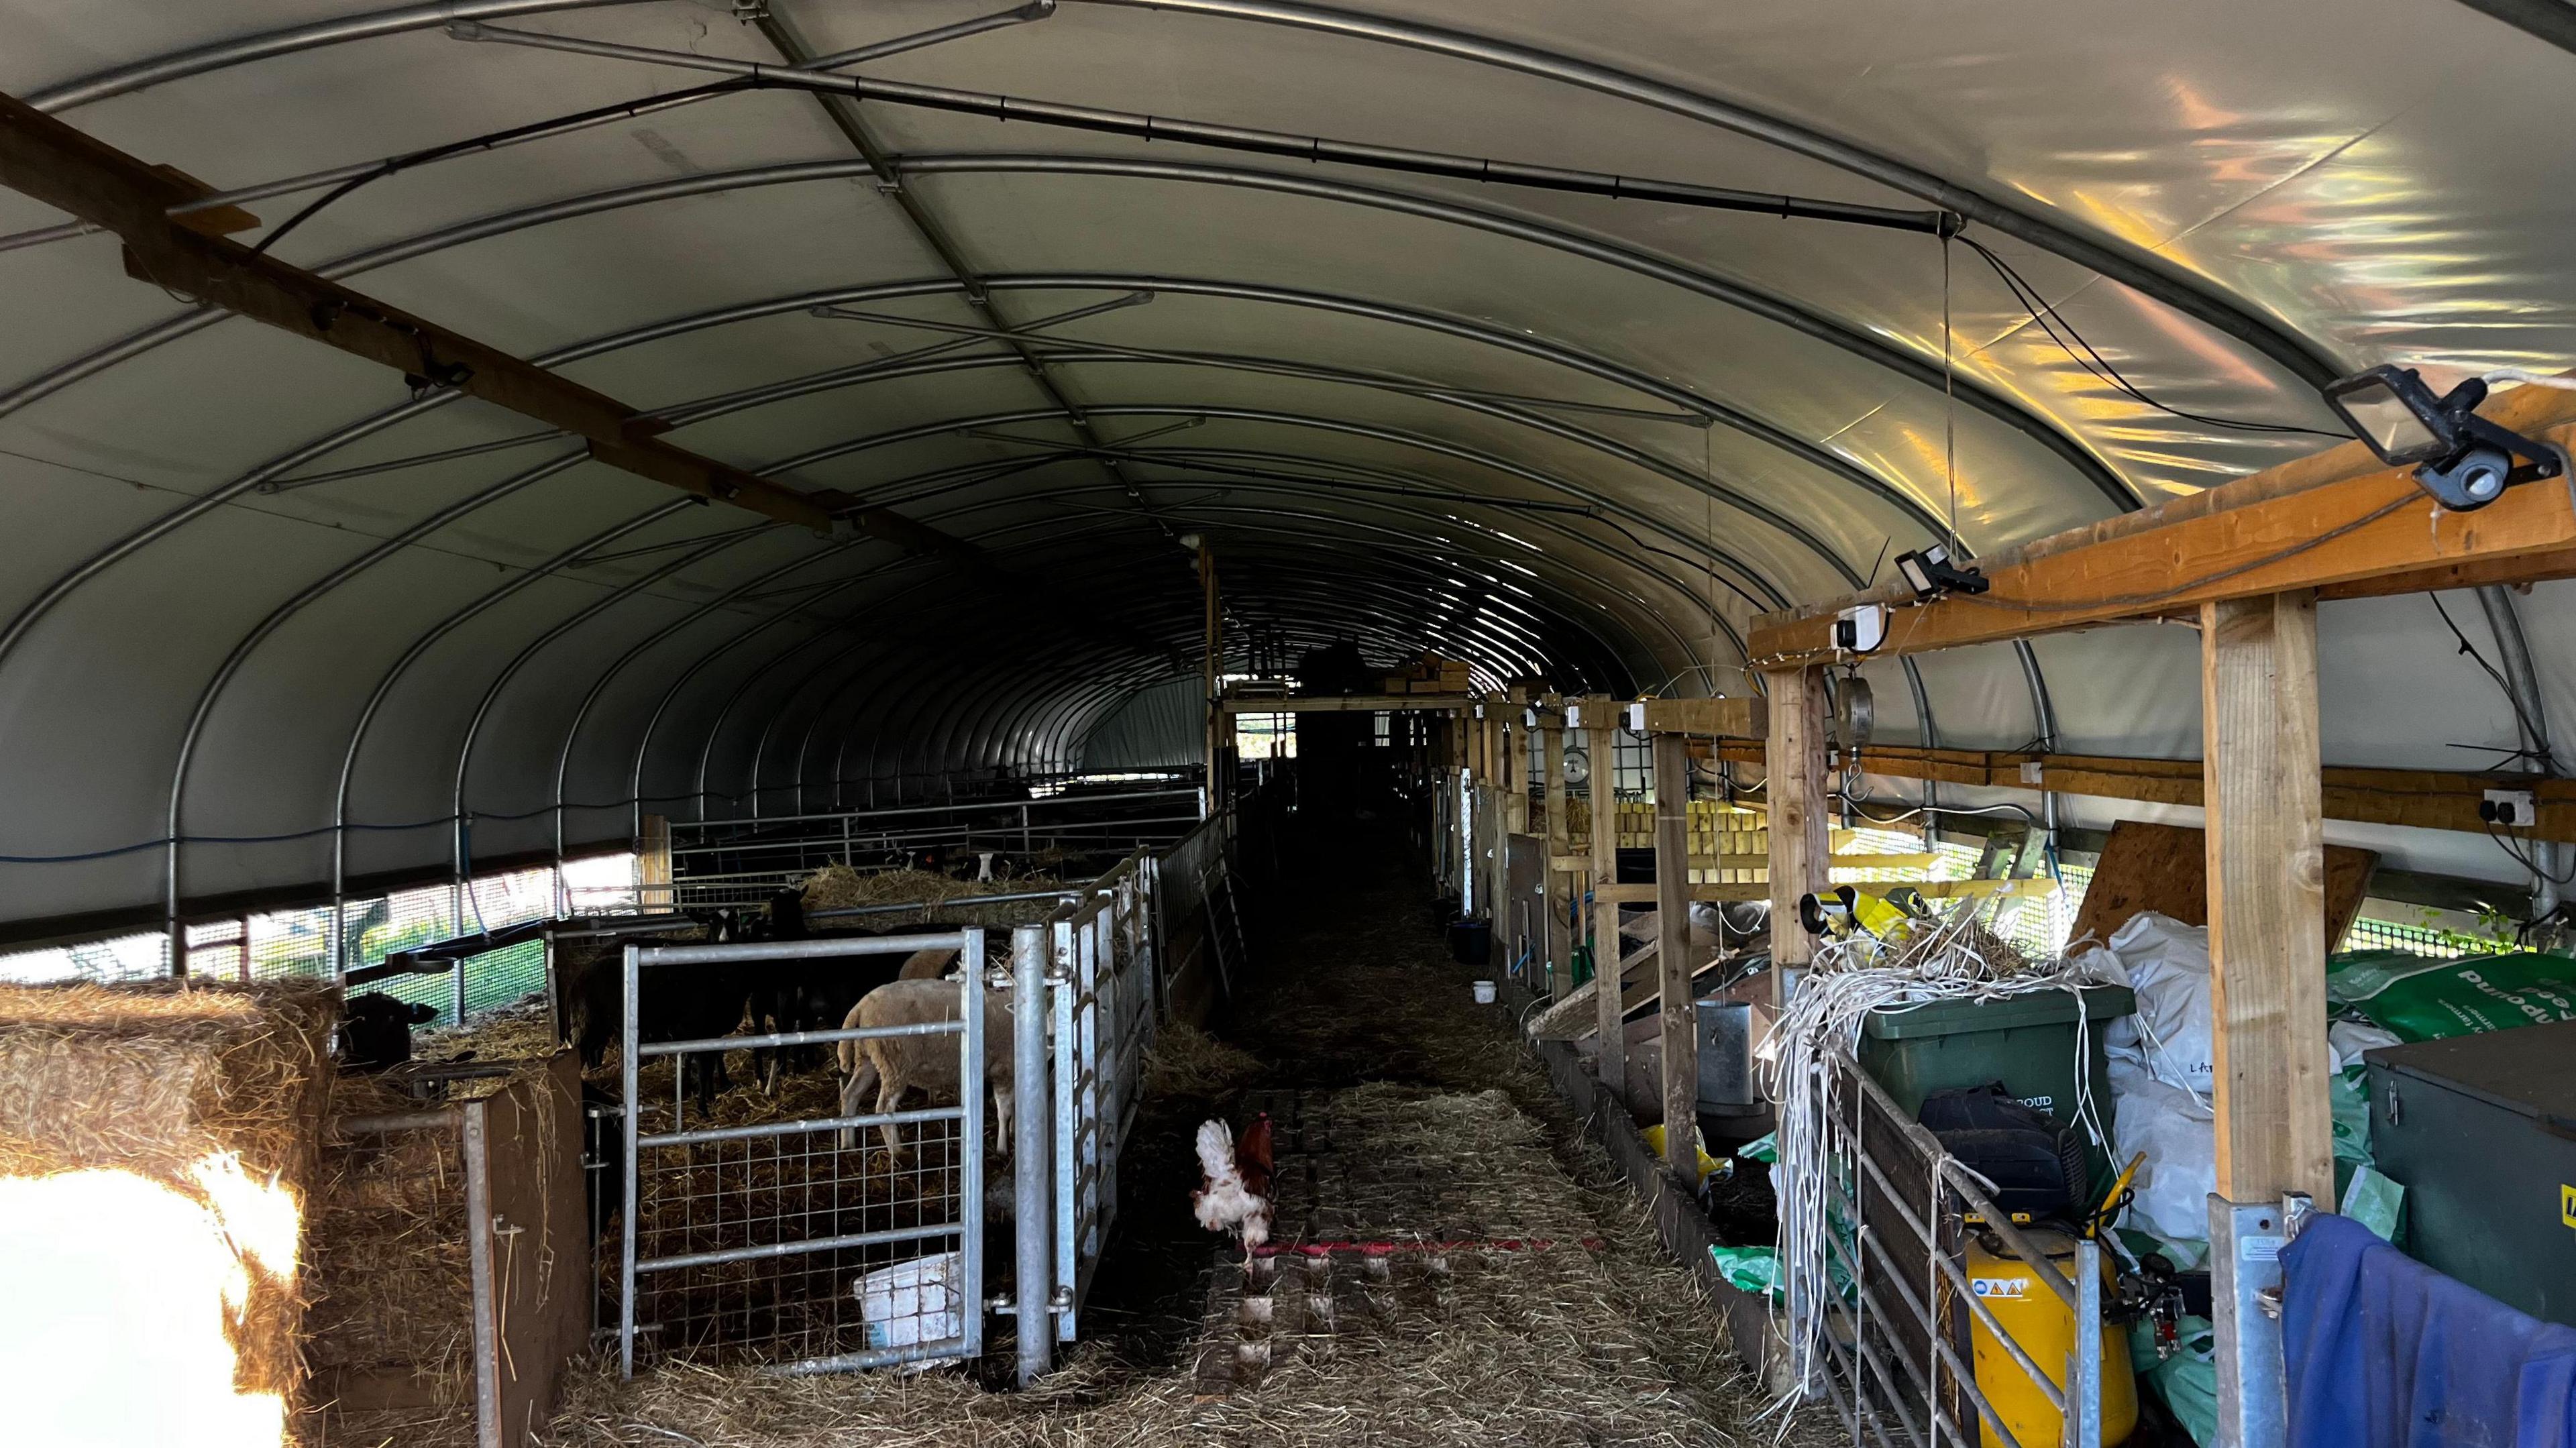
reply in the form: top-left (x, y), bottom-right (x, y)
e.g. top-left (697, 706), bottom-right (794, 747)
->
top-left (908, 503), bottom-right (1611, 675)
top-left (0, 262), bottom-right (1809, 694)
top-left (682, 626), bottom-right (885, 823)
top-left (323, 496), bottom-right (700, 966)
top-left (30, 0), bottom-right (2330, 393)
top-left (1016, 472), bottom-right (1757, 657)
top-left (26, 0), bottom-right (655, 110)
top-left (737, 634), bottom-right (891, 819)
top-left (985, 485), bottom-right (1709, 666)
top-left (160, 447), bottom-right (585, 952)
top-left (1, 153), bottom-right (2129, 514)
top-left (1168, 504), bottom-right (1715, 675)
top-left (1066, 439), bottom-right (1804, 613)
top-left (906, 480), bottom-right (1676, 673)
top-left (545, 537), bottom-right (902, 860)
top-left (445, 522), bottom-right (791, 905)
top-left (1055, 0), bottom-right (2339, 389)
top-left (785, 401), bottom-right (1857, 592)
top-left (684, 339), bottom-right (1960, 558)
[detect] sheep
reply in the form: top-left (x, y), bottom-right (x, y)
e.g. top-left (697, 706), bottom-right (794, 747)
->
top-left (834, 978), bottom-right (1016, 1159)
top-left (338, 991), bottom-right (437, 1072)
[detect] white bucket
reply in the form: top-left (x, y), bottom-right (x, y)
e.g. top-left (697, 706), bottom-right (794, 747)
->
top-left (853, 1250), bottom-right (963, 1370)
top-left (1470, 980), bottom-right (1497, 1005)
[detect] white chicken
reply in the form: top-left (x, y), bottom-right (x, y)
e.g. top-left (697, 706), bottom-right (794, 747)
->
top-left (1191, 1117), bottom-right (1273, 1252)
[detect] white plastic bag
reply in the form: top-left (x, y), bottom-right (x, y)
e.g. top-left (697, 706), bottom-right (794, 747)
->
top-left (2108, 1054), bottom-right (2216, 1246)
top-left (2096, 912), bottom-right (2214, 1097)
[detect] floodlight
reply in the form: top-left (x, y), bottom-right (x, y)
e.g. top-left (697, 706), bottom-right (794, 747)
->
top-left (1892, 543), bottom-right (1988, 600)
top-left (2322, 365), bottom-right (2563, 512)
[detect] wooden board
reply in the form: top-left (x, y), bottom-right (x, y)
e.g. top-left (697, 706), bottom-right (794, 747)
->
top-left (2067, 819), bottom-right (2376, 952)
top-left (478, 1052), bottom-right (590, 1448)
top-left (1750, 379), bottom-right (2576, 667)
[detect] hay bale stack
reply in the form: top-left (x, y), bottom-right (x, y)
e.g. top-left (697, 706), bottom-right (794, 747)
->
top-left (0, 981), bottom-right (335, 1447)
top-left (802, 865), bottom-right (1069, 928)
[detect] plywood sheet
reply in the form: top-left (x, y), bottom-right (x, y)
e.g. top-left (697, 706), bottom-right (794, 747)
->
top-left (2068, 820), bottom-right (2375, 950)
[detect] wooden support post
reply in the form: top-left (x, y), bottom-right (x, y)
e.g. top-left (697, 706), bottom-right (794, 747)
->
top-left (1199, 542), bottom-right (1222, 811)
top-left (1653, 731), bottom-right (1697, 1177)
top-left (2203, 592), bottom-right (2335, 1205)
top-left (637, 815), bottom-right (674, 913)
top-left (1489, 710), bottom-right (1511, 936)
top-left (1588, 710), bottom-right (1624, 1097)
top-left (1764, 667), bottom-right (1830, 1005)
top-left (1542, 712), bottom-right (1570, 995)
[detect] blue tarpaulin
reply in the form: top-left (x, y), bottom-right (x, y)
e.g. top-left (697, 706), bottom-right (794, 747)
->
top-left (2282, 1213), bottom-right (2576, 1447)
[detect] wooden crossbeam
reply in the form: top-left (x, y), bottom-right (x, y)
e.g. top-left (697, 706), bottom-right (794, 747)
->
top-left (0, 92), bottom-right (948, 552)
top-left (1217, 693), bottom-right (1474, 714)
top-left (1693, 738), bottom-right (2576, 845)
top-left (1750, 380), bottom-right (2576, 667)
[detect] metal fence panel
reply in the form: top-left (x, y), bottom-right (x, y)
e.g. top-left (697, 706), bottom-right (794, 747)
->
top-left (1049, 848), bottom-right (1159, 1341)
top-left (618, 930), bottom-right (988, 1378)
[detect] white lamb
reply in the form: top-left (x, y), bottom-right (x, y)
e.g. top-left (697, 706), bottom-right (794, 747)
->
top-left (835, 978), bottom-right (1015, 1159)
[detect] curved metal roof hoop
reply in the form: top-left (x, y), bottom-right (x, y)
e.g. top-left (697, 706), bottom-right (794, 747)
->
top-left (0, 154), bottom-right (2131, 516)
top-left (28, 0), bottom-right (2332, 393)
top-left (322, 496), bottom-right (702, 970)
top-left (160, 447), bottom-right (586, 960)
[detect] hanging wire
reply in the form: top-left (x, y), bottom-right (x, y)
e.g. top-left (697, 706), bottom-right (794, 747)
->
top-left (1957, 235), bottom-right (2343, 441)
top-left (1942, 234), bottom-right (1960, 555)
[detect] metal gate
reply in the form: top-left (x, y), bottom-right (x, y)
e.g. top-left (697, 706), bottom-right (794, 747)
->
top-left (1789, 1056), bottom-right (2108, 1448)
top-left (1047, 849), bottom-right (1157, 1337)
top-left (617, 929), bottom-right (990, 1376)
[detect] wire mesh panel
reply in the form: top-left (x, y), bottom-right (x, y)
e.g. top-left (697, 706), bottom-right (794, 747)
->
top-left (619, 930), bottom-right (988, 1376)
top-left (1049, 849), bottom-right (1157, 1337)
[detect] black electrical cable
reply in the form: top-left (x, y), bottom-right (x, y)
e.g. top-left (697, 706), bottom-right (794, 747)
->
top-left (2427, 591), bottom-right (2559, 774)
top-left (249, 78), bottom-right (760, 255)
top-left (1956, 235), bottom-right (2345, 441)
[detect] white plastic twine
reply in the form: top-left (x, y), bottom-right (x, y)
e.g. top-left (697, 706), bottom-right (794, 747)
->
top-left (1758, 900), bottom-right (2116, 1422)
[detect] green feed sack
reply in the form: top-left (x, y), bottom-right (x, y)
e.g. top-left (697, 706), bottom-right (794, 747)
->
top-left (2341, 1164), bottom-right (2405, 1243)
top-left (2330, 1066), bottom-right (2372, 1166)
top-left (1709, 1243), bottom-right (1780, 1297)
top-left (2132, 1315), bottom-right (2218, 1447)
top-left (2324, 951), bottom-right (2576, 1041)
top-left (1737, 1131), bottom-right (1777, 1164)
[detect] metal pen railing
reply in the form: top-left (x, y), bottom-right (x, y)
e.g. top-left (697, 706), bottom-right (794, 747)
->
top-left (618, 929), bottom-right (989, 1378)
top-left (1792, 1057), bottom-right (2106, 1448)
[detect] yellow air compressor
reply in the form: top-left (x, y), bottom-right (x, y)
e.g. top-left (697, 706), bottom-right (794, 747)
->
top-left (1964, 1227), bottom-right (2137, 1447)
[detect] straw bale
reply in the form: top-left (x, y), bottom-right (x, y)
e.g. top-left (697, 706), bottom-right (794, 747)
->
top-left (800, 865), bottom-right (1069, 928)
top-left (0, 980), bottom-right (335, 1426)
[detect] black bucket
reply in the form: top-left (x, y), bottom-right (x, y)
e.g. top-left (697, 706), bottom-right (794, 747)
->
top-left (1446, 917), bottom-right (1493, 966)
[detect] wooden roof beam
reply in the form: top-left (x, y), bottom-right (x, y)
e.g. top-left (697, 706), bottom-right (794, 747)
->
top-left (0, 91), bottom-right (943, 551)
top-left (1750, 378), bottom-right (2576, 667)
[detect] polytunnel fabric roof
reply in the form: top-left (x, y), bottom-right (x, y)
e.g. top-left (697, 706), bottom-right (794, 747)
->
top-left (3, 0), bottom-right (2575, 938)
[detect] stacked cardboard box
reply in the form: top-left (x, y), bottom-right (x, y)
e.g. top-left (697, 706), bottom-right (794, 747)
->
top-left (1379, 651), bottom-right (1471, 694)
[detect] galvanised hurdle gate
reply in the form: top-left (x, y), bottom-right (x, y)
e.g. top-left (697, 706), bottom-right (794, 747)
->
top-left (612, 813), bottom-right (1236, 1385)
top-left (618, 928), bottom-right (991, 1376)
top-left (1047, 848), bottom-right (1156, 1339)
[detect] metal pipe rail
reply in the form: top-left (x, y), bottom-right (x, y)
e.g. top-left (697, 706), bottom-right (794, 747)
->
top-left (1786, 1054), bottom-right (2106, 1448)
top-left (619, 927), bottom-right (989, 1378)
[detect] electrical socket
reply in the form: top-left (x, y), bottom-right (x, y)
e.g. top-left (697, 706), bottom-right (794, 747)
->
top-left (2481, 788), bottom-right (2538, 828)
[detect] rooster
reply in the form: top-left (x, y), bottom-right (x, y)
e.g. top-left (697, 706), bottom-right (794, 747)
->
top-left (1191, 1113), bottom-right (1274, 1252)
